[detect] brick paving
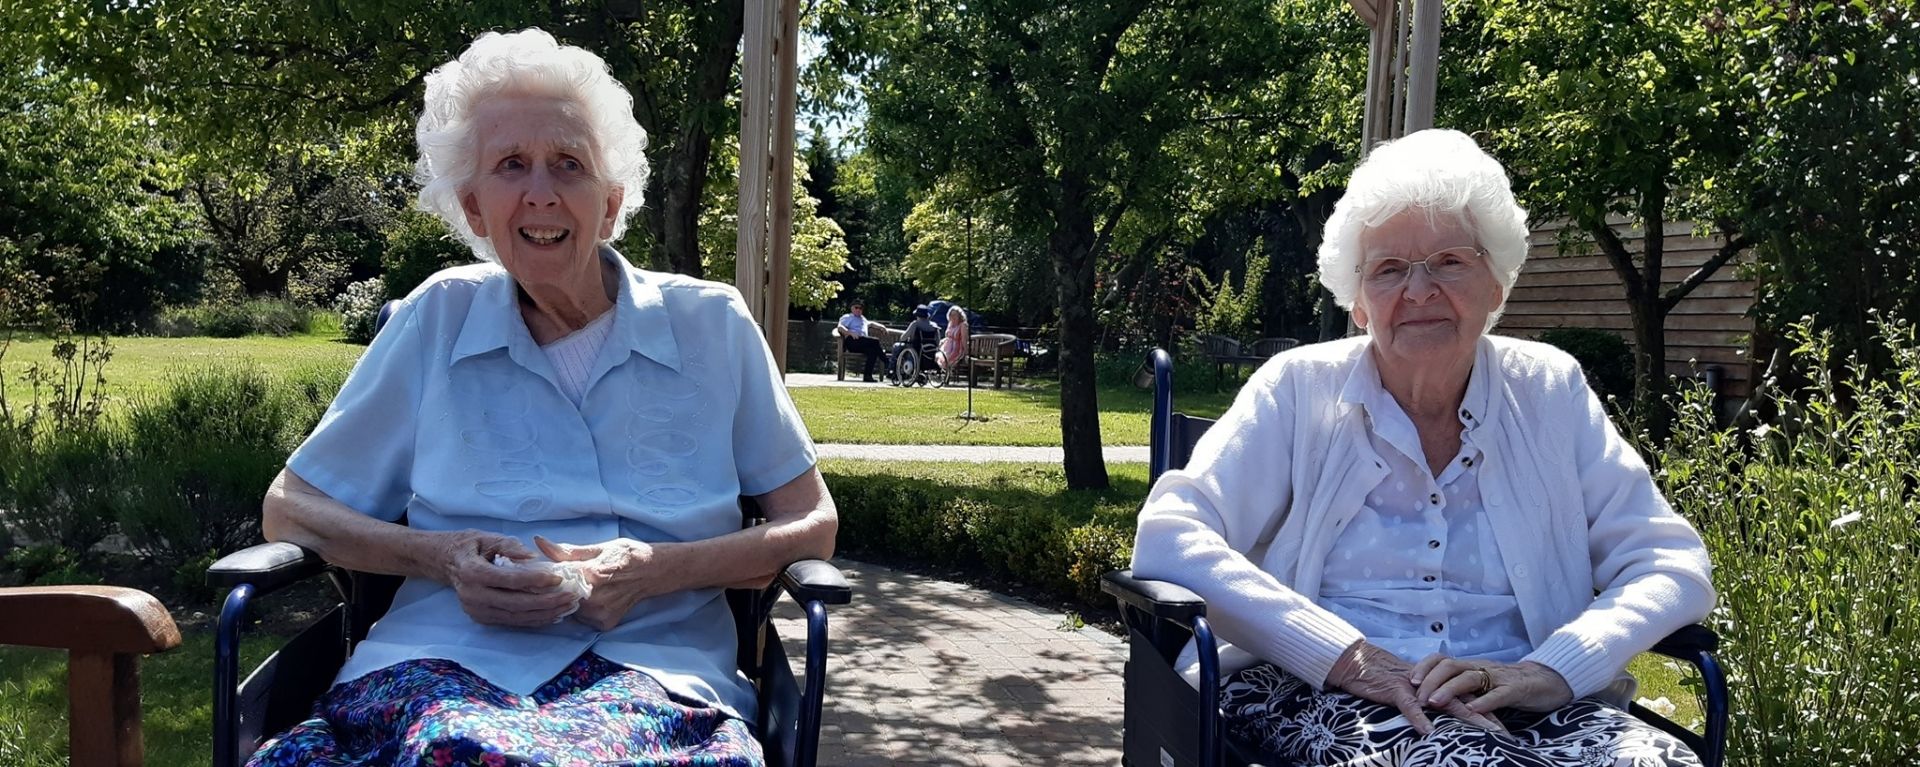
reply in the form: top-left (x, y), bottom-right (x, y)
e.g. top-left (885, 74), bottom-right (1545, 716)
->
top-left (771, 560), bottom-right (1126, 766)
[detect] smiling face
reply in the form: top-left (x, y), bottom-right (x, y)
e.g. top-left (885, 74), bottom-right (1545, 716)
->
top-left (459, 93), bottom-right (624, 295)
top-left (1351, 209), bottom-right (1504, 374)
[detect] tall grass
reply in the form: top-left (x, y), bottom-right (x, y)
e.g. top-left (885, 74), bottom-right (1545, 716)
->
top-left (1660, 319), bottom-right (1920, 766)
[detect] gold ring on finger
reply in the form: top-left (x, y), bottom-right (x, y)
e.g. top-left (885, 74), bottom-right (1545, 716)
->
top-left (1475, 667), bottom-right (1494, 694)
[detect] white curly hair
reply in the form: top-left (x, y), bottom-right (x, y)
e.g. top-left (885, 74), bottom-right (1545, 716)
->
top-left (1316, 129), bottom-right (1530, 321)
top-left (414, 29), bottom-right (650, 262)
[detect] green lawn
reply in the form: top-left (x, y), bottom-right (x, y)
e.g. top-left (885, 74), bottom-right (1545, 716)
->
top-left (790, 380), bottom-right (1237, 446)
top-left (0, 634), bottom-right (280, 765)
top-left (0, 332), bottom-right (363, 412)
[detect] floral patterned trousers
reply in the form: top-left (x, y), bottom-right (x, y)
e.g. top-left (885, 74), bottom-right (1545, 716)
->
top-left (246, 653), bottom-right (763, 767)
top-left (1221, 663), bottom-right (1702, 767)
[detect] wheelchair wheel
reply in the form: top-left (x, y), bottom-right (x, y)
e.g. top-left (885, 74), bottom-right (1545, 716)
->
top-left (894, 348), bottom-right (923, 386)
top-left (928, 365), bottom-right (950, 388)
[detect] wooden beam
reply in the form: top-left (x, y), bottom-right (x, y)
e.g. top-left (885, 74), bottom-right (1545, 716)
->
top-left (766, 0), bottom-right (800, 374)
top-left (736, 0), bottom-right (775, 324)
top-left (1347, 0), bottom-right (1380, 27)
top-left (1404, 0), bottom-right (1442, 131)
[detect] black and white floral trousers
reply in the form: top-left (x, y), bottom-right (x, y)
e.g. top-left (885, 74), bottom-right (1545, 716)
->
top-left (1220, 663), bottom-right (1702, 767)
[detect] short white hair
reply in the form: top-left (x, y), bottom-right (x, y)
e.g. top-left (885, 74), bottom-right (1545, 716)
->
top-left (1316, 129), bottom-right (1529, 312)
top-left (414, 29), bottom-right (650, 262)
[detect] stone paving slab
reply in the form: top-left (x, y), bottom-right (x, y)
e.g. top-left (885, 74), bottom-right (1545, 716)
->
top-left (771, 560), bottom-right (1125, 766)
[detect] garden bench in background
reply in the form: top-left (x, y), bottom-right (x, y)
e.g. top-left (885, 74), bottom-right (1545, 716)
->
top-left (0, 585), bottom-right (183, 766)
top-left (965, 332), bottom-right (1018, 388)
top-left (1195, 334), bottom-right (1269, 386)
top-left (831, 324), bottom-right (902, 381)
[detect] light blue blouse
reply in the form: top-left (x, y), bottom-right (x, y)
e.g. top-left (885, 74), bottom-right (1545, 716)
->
top-left (286, 250), bottom-right (817, 721)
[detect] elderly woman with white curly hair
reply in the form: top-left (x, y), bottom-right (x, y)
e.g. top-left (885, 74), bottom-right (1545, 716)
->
top-left (1129, 129), bottom-right (1714, 766)
top-left (247, 29), bottom-right (834, 767)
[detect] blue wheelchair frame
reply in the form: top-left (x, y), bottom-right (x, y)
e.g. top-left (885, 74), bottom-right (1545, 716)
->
top-left (1101, 348), bottom-right (1728, 767)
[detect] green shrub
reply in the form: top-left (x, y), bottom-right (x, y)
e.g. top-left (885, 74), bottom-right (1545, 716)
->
top-left (2, 544), bottom-right (81, 584)
top-left (152, 298), bottom-right (318, 338)
top-left (1537, 327), bottom-right (1635, 402)
top-left (117, 365), bottom-right (302, 569)
top-left (0, 423), bottom-right (125, 553)
top-left (823, 461), bottom-right (1147, 605)
top-left (1658, 318), bottom-right (1920, 765)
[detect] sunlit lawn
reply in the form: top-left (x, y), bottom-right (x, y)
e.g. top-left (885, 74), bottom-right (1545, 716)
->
top-left (0, 634), bottom-right (280, 765)
top-left (789, 379), bottom-right (1237, 446)
top-left (0, 332), bottom-right (363, 412)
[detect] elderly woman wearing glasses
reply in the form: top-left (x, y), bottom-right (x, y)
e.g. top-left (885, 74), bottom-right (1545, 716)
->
top-left (1129, 129), bottom-right (1713, 766)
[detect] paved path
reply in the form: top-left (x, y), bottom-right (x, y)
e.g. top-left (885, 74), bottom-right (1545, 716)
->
top-left (815, 443), bottom-right (1150, 464)
top-left (771, 561), bottom-right (1126, 766)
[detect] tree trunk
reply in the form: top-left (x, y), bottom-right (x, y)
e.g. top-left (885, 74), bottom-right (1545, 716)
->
top-left (1627, 297), bottom-right (1670, 441)
top-left (1051, 172), bottom-right (1110, 490)
top-left (633, 0), bottom-right (745, 277)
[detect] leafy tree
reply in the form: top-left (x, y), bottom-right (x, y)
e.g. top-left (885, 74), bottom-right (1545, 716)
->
top-left (820, 0), bottom-right (1302, 488)
top-left (828, 148), bottom-right (923, 319)
top-left (900, 183), bottom-right (1050, 324)
top-left (1725, 0), bottom-right (1920, 372)
top-left (190, 144), bottom-right (402, 301)
top-left (12, 0), bottom-right (749, 279)
top-left (698, 148), bottom-right (853, 311)
top-left (1465, 0), bottom-right (1753, 433)
top-left (0, 64), bottom-right (202, 330)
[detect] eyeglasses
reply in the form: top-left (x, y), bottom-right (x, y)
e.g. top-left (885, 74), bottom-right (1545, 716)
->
top-left (1357, 247), bottom-right (1488, 290)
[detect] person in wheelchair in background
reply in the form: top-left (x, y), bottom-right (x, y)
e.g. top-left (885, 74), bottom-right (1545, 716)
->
top-left (888, 305), bottom-right (945, 387)
top-left (247, 29), bottom-right (836, 767)
top-left (1129, 129), bottom-right (1713, 766)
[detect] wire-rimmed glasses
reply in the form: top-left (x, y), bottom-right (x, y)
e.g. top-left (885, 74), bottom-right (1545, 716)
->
top-left (1356, 246), bottom-right (1488, 291)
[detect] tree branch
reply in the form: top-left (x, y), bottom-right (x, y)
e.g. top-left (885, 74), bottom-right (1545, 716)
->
top-left (1662, 231), bottom-right (1752, 313)
top-left (1590, 219), bottom-right (1647, 307)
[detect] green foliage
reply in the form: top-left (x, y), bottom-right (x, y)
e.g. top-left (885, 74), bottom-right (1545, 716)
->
top-left (823, 460), bottom-right (1148, 604)
top-left (0, 424), bottom-right (125, 554)
top-left (118, 366), bottom-right (305, 570)
top-left (1659, 318), bottom-right (1920, 765)
top-left (0, 63), bottom-right (203, 330)
top-left (1729, 2), bottom-right (1920, 372)
top-left (698, 148), bottom-right (852, 309)
top-left (1537, 327), bottom-right (1635, 402)
top-left (152, 298), bottom-right (320, 338)
top-left (380, 210), bottom-right (474, 301)
top-left (1193, 252), bottom-right (1268, 344)
top-left (189, 145), bottom-right (401, 301)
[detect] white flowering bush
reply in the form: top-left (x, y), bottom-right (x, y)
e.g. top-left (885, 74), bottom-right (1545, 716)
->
top-left (333, 278), bottom-right (386, 345)
top-left (1659, 317), bottom-right (1920, 765)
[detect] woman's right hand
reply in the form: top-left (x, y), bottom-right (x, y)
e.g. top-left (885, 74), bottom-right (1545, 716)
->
top-left (438, 530), bottom-right (576, 627)
top-left (1325, 640), bottom-right (1506, 736)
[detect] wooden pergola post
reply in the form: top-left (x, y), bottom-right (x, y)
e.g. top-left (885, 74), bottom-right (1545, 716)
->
top-left (737, 0), bottom-right (801, 374)
top-left (1352, 0), bottom-right (1441, 155)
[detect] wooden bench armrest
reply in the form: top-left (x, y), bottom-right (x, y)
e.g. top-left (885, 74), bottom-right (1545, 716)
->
top-left (0, 586), bottom-right (182, 655)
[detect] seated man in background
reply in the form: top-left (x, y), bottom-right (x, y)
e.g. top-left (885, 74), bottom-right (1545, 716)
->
top-left (837, 302), bottom-right (889, 382)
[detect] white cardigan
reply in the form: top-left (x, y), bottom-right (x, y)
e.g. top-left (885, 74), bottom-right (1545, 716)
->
top-left (1130, 335), bottom-right (1714, 705)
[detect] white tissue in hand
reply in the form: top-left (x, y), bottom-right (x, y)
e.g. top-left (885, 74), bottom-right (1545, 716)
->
top-left (492, 555), bottom-right (592, 608)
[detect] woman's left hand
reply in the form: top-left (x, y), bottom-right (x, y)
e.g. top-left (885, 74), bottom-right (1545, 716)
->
top-left (1411, 655), bottom-right (1574, 714)
top-left (535, 536), bottom-right (683, 631)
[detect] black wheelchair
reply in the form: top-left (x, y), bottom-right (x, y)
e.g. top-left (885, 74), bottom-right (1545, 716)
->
top-left (1101, 348), bottom-right (1729, 767)
top-left (207, 299), bottom-right (853, 767)
top-left (889, 327), bottom-right (948, 388)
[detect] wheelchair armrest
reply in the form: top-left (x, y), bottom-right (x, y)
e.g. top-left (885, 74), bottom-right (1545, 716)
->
top-left (1102, 569), bottom-right (1206, 622)
top-left (0, 586), bottom-right (182, 655)
top-left (777, 559), bottom-right (851, 606)
top-left (1649, 623), bottom-right (1719, 659)
top-left (207, 541), bottom-right (330, 596)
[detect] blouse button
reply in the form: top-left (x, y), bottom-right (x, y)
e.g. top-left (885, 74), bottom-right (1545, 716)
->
top-left (1427, 539), bottom-right (1441, 549)
top-left (1430, 621), bottom-right (1444, 632)
top-left (1429, 493), bottom-right (1441, 504)
top-left (1423, 575), bottom-right (1437, 583)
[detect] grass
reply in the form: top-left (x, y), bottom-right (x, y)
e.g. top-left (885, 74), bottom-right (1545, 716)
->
top-left (0, 332), bottom-right (362, 413)
top-left (0, 634), bottom-right (281, 766)
top-left (791, 379), bottom-right (1237, 446)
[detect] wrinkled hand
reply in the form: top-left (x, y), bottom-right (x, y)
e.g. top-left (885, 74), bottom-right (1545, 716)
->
top-left (535, 536), bottom-right (681, 631)
top-left (1326, 641), bottom-right (1507, 735)
top-left (439, 530), bottom-right (575, 628)
top-left (1412, 656), bottom-right (1573, 715)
